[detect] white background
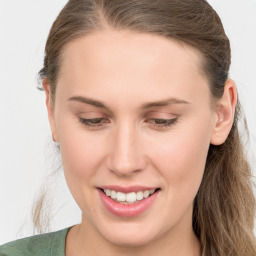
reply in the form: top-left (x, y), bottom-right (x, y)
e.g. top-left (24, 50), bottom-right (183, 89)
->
top-left (0, 0), bottom-right (256, 244)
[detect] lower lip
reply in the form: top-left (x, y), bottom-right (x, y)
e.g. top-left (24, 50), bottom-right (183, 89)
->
top-left (98, 189), bottom-right (160, 218)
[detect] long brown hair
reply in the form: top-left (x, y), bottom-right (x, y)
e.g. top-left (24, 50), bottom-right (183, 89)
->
top-left (36, 0), bottom-right (256, 255)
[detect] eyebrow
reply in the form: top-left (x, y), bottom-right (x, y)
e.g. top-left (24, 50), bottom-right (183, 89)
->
top-left (68, 96), bottom-right (190, 110)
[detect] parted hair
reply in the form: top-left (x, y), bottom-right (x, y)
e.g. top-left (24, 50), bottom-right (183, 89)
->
top-left (36, 0), bottom-right (256, 255)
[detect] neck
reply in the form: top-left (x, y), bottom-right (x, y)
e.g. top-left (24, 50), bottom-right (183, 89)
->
top-left (66, 214), bottom-right (201, 256)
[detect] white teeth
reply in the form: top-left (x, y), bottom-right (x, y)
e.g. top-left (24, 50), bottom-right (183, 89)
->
top-left (103, 188), bottom-right (157, 203)
top-left (143, 190), bottom-right (150, 198)
top-left (105, 189), bottom-right (111, 196)
top-left (110, 190), bottom-right (117, 199)
top-left (116, 192), bottom-right (126, 202)
top-left (126, 192), bottom-right (137, 203)
top-left (136, 191), bottom-right (144, 201)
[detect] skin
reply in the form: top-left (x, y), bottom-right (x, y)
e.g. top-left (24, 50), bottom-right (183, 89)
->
top-left (43, 30), bottom-right (237, 256)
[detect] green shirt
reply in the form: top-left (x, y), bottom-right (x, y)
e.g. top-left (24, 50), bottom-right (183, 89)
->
top-left (0, 226), bottom-right (72, 256)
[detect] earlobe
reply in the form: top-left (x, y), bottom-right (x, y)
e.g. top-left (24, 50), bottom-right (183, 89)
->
top-left (210, 79), bottom-right (237, 145)
top-left (42, 79), bottom-right (58, 142)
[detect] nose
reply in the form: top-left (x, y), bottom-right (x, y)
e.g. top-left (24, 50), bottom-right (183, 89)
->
top-left (106, 121), bottom-right (146, 177)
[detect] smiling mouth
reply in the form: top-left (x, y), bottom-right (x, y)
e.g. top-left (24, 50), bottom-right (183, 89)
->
top-left (99, 188), bottom-right (161, 204)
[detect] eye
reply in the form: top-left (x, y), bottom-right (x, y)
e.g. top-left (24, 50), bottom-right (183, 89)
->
top-left (147, 118), bottom-right (178, 129)
top-left (79, 118), bottom-right (109, 128)
top-left (78, 117), bottom-right (178, 130)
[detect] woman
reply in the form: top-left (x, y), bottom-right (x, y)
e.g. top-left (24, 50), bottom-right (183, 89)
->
top-left (0, 0), bottom-right (255, 255)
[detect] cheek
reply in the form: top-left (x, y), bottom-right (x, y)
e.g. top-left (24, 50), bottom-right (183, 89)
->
top-left (55, 115), bottom-right (109, 203)
top-left (148, 118), bottom-right (212, 198)
top-left (60, 134), bottom-right (102, 175)
top-left (56, 120), bottom-right (109, 215)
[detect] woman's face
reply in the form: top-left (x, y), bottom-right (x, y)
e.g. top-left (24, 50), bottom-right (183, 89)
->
top-left (47, 31), bottom-right (219, 246)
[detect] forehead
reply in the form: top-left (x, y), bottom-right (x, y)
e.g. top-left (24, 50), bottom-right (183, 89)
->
top-left (57, 30), bottom-right (210, 106)
top-left (60, 30), bottom-right (204, 74)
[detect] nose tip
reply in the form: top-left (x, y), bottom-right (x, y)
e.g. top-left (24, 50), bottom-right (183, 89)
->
top-left (107, 138), bottom-right (146, 176)
top-left (107, 157), bottom-right (144, 177)
top-left (106, 124), bottom-right (146, 176)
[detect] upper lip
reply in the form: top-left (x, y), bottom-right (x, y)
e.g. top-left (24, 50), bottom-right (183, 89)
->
top-left (99, 185), bottom-right (159, 193)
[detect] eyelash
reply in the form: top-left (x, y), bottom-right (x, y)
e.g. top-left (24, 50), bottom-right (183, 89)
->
top-left (78, 117), bottom-right (178, 130)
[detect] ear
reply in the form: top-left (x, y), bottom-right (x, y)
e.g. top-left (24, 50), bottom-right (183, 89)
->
top-left (42, 79), bottom-right (59, 142)
top-left (210, 79), bottom-right (237, 145)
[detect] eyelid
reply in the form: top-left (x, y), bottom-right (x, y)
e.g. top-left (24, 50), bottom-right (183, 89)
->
top-left (146, 117), bottom-right (178, 129)
top-left (79, 117), bottom-right (109, 124)
top-left (78, 116), bottom-right (179, 130)
top-left (146, 111), bottom-right (177, 118)
top-left (78, 111), bottom-right (109, 118)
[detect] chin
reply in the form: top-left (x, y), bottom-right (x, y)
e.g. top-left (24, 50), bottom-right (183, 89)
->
top-left (98, 222), bottom-right (161, 247)
top-left (106, 232), bottom-right (157, 247)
